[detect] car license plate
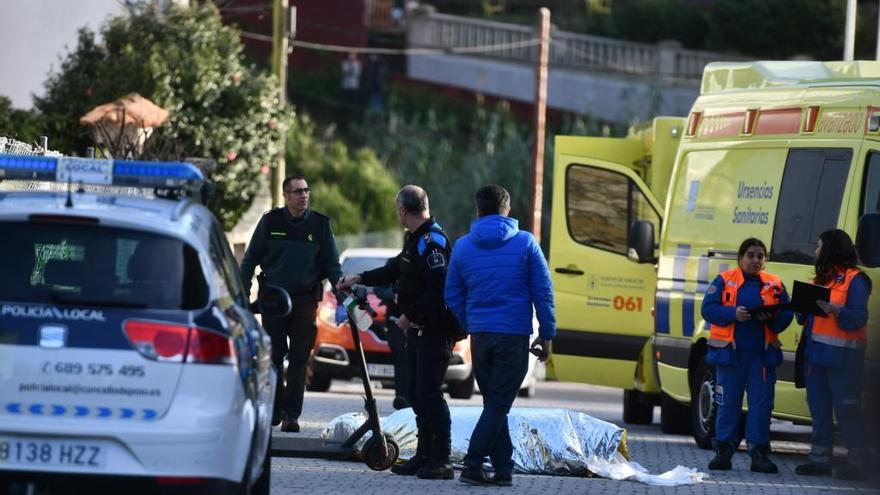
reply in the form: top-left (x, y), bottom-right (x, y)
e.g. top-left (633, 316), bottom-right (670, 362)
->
top-left (0, 437), bottom-right (106, 470)
top-left (366, 363), bottom-right (395, 378)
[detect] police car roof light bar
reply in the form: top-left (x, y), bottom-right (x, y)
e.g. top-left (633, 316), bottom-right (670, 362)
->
top-left (0, 153), bottom-right (205, 192)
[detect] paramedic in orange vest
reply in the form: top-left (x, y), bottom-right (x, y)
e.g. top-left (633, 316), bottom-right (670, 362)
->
top-left (701, 238), bottom-right (793, 473)
top-left (795, 229), bottom-right (872, 481)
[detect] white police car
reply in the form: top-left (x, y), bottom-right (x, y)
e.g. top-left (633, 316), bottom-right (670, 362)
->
top-left (0, 153), bottom-right (286, 494)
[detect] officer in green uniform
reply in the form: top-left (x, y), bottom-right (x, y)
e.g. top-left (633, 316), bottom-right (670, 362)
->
top-left (240, 175), bottom-right (342, 433)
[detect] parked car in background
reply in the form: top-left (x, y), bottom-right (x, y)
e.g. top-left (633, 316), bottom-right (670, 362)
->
top-left (307, 248), bottom-right (544, 399)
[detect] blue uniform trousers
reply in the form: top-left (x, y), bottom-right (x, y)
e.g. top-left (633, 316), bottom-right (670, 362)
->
top-left (804, 360), bottom-right (866, 466)
top-left (714, 351), bottom-right (775, 451)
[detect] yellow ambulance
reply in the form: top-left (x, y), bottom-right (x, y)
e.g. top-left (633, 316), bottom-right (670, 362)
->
top-left (548, 61), bottom-right (880, 448)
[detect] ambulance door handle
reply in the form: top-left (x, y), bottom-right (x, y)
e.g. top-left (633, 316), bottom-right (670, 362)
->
top-left (707, 249), bottom-right (737, 260)
top-left (555, 267), bottom-right (584, 275)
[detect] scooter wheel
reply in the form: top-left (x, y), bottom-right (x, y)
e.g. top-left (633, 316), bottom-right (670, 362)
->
top-left (362, 434), bottom-right (399, 471)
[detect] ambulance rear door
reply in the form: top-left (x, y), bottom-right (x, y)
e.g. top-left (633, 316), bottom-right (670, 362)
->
top-left (549, 136), bottom-right (662, 389)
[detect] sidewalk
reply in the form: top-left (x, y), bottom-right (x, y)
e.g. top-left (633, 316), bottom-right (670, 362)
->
top-left (268, 381), bottom-right (880, 495)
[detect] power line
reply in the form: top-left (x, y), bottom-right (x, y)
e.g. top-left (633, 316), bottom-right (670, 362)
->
top-left (240, 31), bottom-right (541, 55)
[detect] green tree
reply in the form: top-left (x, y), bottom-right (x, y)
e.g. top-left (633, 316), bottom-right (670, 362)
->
top-left (286, 113), bottom-right (399, 236)
top-left (611, 0), bottom-right (709, 49)
top-left (34, 4), bottom-right (286, 229)
top-left (353, 86), bottom-right (592, 242)
top-left (707, 0), bottom-right (846, 59)
top-left (0, 96), bottom-right (44, 143)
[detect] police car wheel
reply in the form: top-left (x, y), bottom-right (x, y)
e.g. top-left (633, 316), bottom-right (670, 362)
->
top-left (249, 435), bottom-right (271, 495)
top-left (362, 433), bottom-right (400, 471)
top-left (690, 356), bottom-right (716, 450)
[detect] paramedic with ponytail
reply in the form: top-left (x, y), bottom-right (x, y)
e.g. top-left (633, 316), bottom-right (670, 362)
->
top-left (795, 229), bottom-right (872, 481)
top-left (701, 238), bottom-right (793, 473)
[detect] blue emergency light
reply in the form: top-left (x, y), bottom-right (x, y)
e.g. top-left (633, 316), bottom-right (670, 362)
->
top-left (0, 153), bottom-right (205, 191)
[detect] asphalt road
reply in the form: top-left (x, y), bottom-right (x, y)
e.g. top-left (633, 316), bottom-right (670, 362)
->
top-left (270, 379), bottom-right (880, 495)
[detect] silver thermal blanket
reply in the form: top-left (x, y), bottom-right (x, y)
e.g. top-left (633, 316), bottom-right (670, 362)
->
top-left (321, 406), bottom-right (628, 476)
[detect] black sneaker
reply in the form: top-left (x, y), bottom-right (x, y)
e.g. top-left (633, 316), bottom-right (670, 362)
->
top-left (280, 416), bottom-right (300, 433)
top-left (708, 445), bottom-right (733, 471)
top-left (459, 466), bottom-right (493, 486)
top-left (416, 462), bottom-right (454, 480)
top-left (748, 446), bottom-right (778, 474)
top-left (795, 462), bottom-right (832, 477)
top-left (492, 472), bottom-right (512, 487)
top-left (392, 397), bottom-right (411, 410)
top-left (750, 456), bottom-right (778, 474)
top-left (834, 464), bottom-right (867, 481)
top-left (390, 455), bottom-right (428, 476)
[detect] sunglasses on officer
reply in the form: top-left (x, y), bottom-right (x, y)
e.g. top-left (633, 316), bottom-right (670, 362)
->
top-left (284, 187), bottom-right (311, 195)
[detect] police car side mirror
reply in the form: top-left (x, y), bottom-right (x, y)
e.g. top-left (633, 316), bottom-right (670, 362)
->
top-left (259, 284), bottom-right (293, 317)
top-left (856, 213), bottom-right (880, 268)
top-left (628, 220), bottom-right (656, 264)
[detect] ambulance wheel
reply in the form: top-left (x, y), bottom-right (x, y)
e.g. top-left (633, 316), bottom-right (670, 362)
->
top-left (363, 434), bottom-right (399, 471)
top-left (691, 357), bottom-right (716, 450)
top-left (623, 389), bottom-right (654, 425)
top-left (660, 393), bottom-right (692, 434)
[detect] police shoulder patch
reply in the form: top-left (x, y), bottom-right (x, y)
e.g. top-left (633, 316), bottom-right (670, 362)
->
top-left (707, 284), bottom-right (718, 294)
top-left (427, 248), bottom-right (447, 269)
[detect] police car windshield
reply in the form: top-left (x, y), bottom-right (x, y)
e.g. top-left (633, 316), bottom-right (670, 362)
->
top-left (341, 256), bottom-right (387, 278)
top-left (0, 222), bottom-right (208, 310)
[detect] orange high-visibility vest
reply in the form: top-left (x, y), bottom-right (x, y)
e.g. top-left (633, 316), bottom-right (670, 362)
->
top-left (707, 268), bottom-right (783, 350)
top-left (811, 268), bottom-right (867, 349)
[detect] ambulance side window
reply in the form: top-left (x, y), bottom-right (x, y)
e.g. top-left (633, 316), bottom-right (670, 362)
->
top-left (566, 164), bottom-right (659, 255)
top-left (862, 153), bottom-right (880, 216)
top-left (770, 148), bottom-right (852, 264)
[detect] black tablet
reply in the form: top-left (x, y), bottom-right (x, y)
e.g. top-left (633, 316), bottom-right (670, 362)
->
top-left (789, 280), bottom-right (831, 316)
top-left (747, 304), bottom-right (787, 316)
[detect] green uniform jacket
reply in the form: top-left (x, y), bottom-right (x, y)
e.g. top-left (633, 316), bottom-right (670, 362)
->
top-left (239, 207), bottom-right (342, 298)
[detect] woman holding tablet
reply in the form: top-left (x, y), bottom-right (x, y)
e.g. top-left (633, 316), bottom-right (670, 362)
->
top-left (795, 229), bottom-right (872, 480)
top-left (701, 238), bottom-right (793, 473)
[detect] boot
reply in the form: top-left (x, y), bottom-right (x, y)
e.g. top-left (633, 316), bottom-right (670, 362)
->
top-left (390, 454), bottom-right (428, 476)
top-left (491, 472), bottom-right (513, 487)
top-left (280, 413), bottom-right (300, 433)
top-left (391, 429), bottom-right (430, 476)
top-left (708, 443), bottom-right (733, 471)
top-left (795, 462), bottom-right (832, 477)
top-left (459, 465), bottom-right (493, 486)
top-left (749, 445), bottom-right (778, 474)
top-left (416, 461), bottom-right (454, 480)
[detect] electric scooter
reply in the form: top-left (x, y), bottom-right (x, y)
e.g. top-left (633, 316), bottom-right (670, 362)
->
top-left (271, 286), bottom-right (400, 471)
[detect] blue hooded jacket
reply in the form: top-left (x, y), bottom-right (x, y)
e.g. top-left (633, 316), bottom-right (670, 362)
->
top-left (444, 215), bottom-right (556, 340)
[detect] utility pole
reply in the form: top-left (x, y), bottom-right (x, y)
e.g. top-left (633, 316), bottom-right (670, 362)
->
top-left (876, 0), bottom-right (880, 60)
top-left (529, 8), bottom-right (550, 242)
top-left (271, 0), bottom-right (290, 207)
top-left (844, 0), bottom-right (857, 61)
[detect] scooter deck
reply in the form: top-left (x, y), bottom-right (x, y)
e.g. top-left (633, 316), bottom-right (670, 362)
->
top-left (271, 434), bottom-right (354, 460)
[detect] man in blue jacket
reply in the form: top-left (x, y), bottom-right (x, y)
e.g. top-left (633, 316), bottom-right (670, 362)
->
top-left (444, 184), bottom-right (556, 487)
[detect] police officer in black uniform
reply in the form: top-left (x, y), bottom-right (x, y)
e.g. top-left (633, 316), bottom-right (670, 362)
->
top-left (337, 185), bottom-right (454, 480)
top-left (241, 175), bottom-right (342, 433)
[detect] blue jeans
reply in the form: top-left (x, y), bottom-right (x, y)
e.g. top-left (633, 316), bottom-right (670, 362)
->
top-left (463, 333), bottom-right (529, 475)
